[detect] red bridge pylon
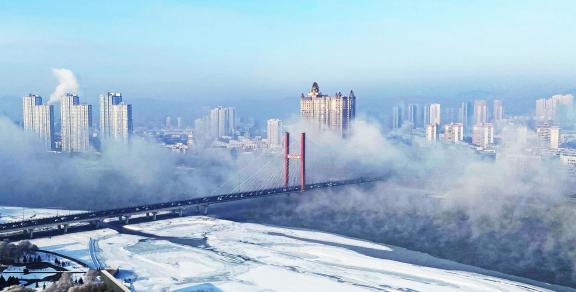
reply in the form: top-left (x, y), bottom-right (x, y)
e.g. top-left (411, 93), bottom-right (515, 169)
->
top-left (284, 132), bottom-right (306, 191)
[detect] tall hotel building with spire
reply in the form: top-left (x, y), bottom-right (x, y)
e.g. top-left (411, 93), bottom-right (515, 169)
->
top-left (99, 92), bottom-right (133, 141)
top-left (22, 94), bottom-right (55, 150)
top-left (299, 82), bottom-right (356, 137)
top-left (61, 93), bottom-right (92, 152)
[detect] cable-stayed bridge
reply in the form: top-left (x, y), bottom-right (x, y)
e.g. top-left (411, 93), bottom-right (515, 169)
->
top-left (0, 133), bottom-right (384, 238)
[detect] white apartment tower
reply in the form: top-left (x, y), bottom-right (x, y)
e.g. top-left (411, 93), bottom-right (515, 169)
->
top-left (426, 124), bottom-right (438, 143)
top-left (266, 118), bottom-right (283, 147)
top-left (22, 94), bottom-right (55, 150)
top-left (474, 100), bottom-right (488, 125)
top-left (300, 82), bottom-right (356, 137)
top-left (426, 103), bottom-right (441, 126)
top-left (443, 123), bottom-right (464, 143)
top-left (100, 92), bottom-right (132, 140)
top-left (111, 103), bottom-right (133, 141)
top-left (536, 126), bottom-right (560, 149)
top-left (99, 92), bottom-right (122, 137)
top-left (493, 100), bottom-right (503, 122)
top-left (535, 94), bottom-right (574, 124)
top-left (459, 101), bottom-right (474, 136)
top-left (61, 93), bottom-right (92, 152)
top-left (23, 94), bottom-right (41, 131)
top-left (472, 123), bottom-right (494, 148)
top-left (210, 106), bottom-right (236, 138)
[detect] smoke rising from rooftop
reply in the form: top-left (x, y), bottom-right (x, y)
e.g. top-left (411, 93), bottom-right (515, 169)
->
top-left (48, 68), bottom-right (79, 104)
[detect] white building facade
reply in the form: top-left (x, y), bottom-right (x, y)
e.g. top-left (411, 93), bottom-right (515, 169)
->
top-left (111, 103), bottom-right (133, 141)
top-left (443, 123), bottom-right (464, 143)
top-left (266, 118), bottom-right (283, 147)
top-left (300, 82), bottom-right (356, 137)
top-left (210, 106), bottom-right (236, 139)
top-left (426, 124), bottom-right (438, 143)
top-left (472, 123), bottom-right (494, 148)
top-left (536, 126), bottom-right (560, 149)
top-left (22, 94), bottom-right (54, 150)
top-left (100, 92), bottom-right (132, 141)
top-left (493, 100), bottom-right (503, 122)
top-left (99, 92), bottom-right (122, 137)
top-left (61, 94), bottom-right (92, 152)
top-left (474, 100), bottom-right (488, 125)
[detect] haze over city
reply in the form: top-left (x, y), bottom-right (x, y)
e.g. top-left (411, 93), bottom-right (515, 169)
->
top-left (2, 1), bottom-right (576, 292)
top-left (2, 1), bottom-right (576, 120)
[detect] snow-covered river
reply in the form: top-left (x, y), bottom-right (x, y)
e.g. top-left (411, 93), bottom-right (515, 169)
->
top-left (28, 216), bottom-right (572, 291)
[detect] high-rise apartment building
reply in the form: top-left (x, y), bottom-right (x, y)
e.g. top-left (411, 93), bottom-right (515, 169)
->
top-left (536, 126), bottom-right (560, 149)
top-left (22, 94), bottom-right (55, 150)
top-left (426, 124), bottom-right (438, 143)
top-left (61, 94), bottom-right (92, 152)
top-left (426, 103), bottom-right (441, 126)
top-left (535, 98), bottom-right (548, 121)
top-left (99, 92), bottom-right (132, 140)
top-left (210, 106), bottom-right (236, 138)
top-left (406, 104), bottom-right (421, 128)
top-left (23, 94), bottom-right (41, 131)
top-left (443, 123), bottom-right (464, 143)
top-left (472, 123), bottom-right (494, 148)
top-left (300, 82), bottom-right (356, 137)
top-left (61, 93), bottom-right (79, 152)
top-left (266, 118), bottom-right (283, 147)
top-left (111, 103), bottom-right (133, 141)
top-left (99, 92), bottom-right (122, 137)
top-left (33, 104), bottom-right (55, 150)
top-left (474, 100), bottom-right (488, 125)
top-left (392, 103), bottom-right (420, 129)
top-left (493, 100), bottom-right (503, 122)
top-left (535, 94), bottom-right (574, 125)
top-left (392, 105), bottom-right (403, 129)
top-left (459, 101), bottom-right (474, 136)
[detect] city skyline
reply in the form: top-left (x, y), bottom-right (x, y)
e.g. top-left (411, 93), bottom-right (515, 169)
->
top-left (3, 66), bottom-right (576, 131)
top-left (3, 2), bottom-right (576, 290)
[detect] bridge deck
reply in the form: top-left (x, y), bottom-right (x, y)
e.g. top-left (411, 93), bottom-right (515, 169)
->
top-left (0, 177), bottom-right (382, 235)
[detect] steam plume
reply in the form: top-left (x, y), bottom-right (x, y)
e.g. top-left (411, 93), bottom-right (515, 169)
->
top-left (48, 68), bottom-right (79, 104)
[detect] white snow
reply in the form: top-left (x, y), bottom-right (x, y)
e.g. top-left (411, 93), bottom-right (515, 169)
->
top-left (27, 216), bottom-right (568, 292)
top-left (31, 229), bottom-right (117, 267)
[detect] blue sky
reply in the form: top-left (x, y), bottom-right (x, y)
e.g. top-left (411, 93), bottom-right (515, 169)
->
top-left (1, 0), bottom-right (576, 111)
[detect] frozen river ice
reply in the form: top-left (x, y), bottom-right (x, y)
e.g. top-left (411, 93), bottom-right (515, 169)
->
top-left (30, 216), bottom-right (572, 291)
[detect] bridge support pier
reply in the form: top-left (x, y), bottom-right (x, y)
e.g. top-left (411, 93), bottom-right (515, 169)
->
top-left (178, 209), bottom-right (183, 217)
top-left (92, 220), bottom-right (102, 228)
top-left (124, 216), bottom-right (130, 224)
top-left (203, 205), bottom-right (209, 215)
top-left (63, 224), bottom-right (69, 233)
top-left (26, 229), bottom-right (34, 239)
top-left (152, 212), bottom-right (157, 221)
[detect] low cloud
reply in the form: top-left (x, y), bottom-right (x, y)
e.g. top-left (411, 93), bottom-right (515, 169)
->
top-left (1, 114), bottom-right (576, 286)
